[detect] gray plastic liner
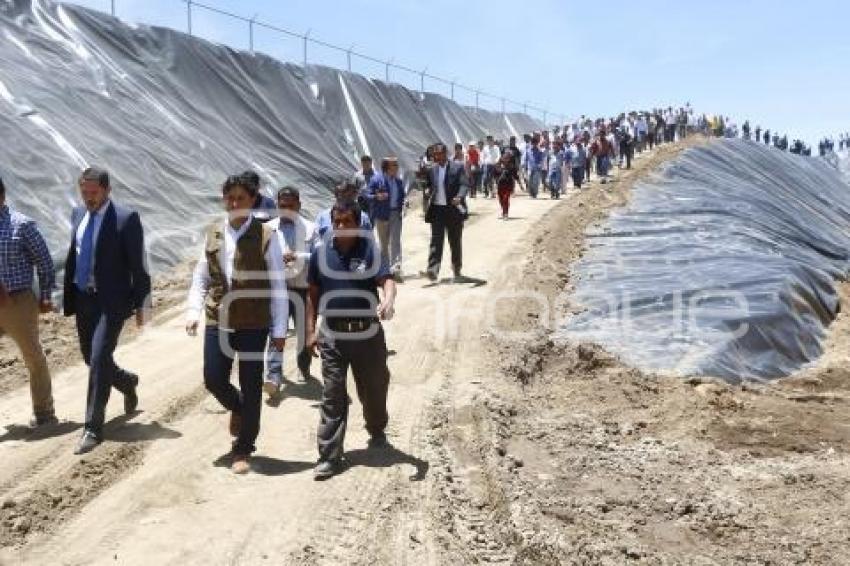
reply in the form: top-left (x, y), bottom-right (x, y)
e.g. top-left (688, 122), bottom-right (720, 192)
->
top-left (0, 0), bottom-right (541, 273)
top-left (563, 140), bottom-right (850, 382)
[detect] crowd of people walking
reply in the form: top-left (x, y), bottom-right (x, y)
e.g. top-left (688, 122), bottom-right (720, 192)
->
top-left (1, 103), bottom-right (845, 477)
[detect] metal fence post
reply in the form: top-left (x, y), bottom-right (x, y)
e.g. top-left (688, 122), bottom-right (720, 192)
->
top-left (110, 0), bottom-right (115, 17)
top-left (347, 44), bottom-right (355, 72)
top-left (249, 14), bottom-right (257, 53)
top-left (303, 29), bottom-right (311, 68)
top-left (420, 67), bottom-right (427, 98)
top-left (501, 98), bottom-right (506, 115)
top-left (475, 90), bottom-right (480, 112)
top-left (385, 58), bottom-right (393, 83)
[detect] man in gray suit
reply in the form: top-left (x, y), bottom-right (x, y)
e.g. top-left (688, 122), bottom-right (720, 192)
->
top-left (422, 143), bottom-right (469, 282)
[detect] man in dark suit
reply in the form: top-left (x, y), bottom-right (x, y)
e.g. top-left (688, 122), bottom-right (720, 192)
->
top-left (422, 143), bottom-right (470, 282)
top-left (64, 167), bottom-right (151, 455)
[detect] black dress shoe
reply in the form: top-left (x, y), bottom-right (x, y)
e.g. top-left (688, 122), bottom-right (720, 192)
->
top-left (420, 270), bottom-right (438, 282)
top-left (124, 373), bottom-right (139, 414)
top-left (297, 366), bottom-right (312, 382)
top-left (74, 431), bottom-right (101, 455)
top-left (313, 458), bottom-right (344, 481)
top-left (367, 433), bottom-right (389, 449)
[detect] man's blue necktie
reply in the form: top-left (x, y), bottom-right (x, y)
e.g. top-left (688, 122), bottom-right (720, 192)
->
top-left (75, 214), bottom-right (96, 291)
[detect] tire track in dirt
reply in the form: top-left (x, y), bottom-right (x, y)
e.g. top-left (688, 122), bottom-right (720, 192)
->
top-left (4, 188), bottom-right (564, 564)
top-left (0, 384), bottom-right (207, 548)
top-left (348, 141), bottom-right (705, 565)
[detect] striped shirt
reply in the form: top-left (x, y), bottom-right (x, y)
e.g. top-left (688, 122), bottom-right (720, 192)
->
top-left (0, 205), bottom-right (55, 300)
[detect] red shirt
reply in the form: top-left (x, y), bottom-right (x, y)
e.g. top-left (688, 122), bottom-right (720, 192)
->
top-left (466, 147), bottom-right (480, 166)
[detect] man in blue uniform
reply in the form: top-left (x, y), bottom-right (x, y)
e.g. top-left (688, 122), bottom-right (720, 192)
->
top-left (305, 201), bottom-right (397, 480)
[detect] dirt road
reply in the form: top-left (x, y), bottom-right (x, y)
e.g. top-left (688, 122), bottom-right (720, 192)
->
top-left (8, 138), bottom-right (838, 565)
top-left (0, 164), bottom-right (586, 564)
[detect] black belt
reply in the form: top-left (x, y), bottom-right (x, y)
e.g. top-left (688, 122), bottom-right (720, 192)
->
top-left (326, 317), bottom-right (378, 333)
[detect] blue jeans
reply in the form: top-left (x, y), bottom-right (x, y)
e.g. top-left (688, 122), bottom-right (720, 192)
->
top-left (596, 155), bottom-right (611, 178)
top-left (547, 169), bottom-right (562, 197)
top-left (528, 168), bottom-right (542, 198)
top-left (571, 167), bottom-right (584, 188)
top-left (481, 164), bottom-right (495, 196)
top-left (266, 289), bottom-right (311, 384)
top-left (204, 327), bottom-right (268, 455)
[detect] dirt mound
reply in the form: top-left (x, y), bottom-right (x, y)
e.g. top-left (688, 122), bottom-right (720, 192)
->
top-left (416, 139), bottom-right (850, 564)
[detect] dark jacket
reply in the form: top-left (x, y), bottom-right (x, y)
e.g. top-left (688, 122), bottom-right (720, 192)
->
top-left (63, 202), bottom-right (151, 320)
top-left (423, 160), bottom-right (470, 223)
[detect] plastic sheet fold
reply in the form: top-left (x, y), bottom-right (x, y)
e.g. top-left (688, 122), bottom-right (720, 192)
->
top-left (0, 0), bottom-right (541, 273)
top-left (563, 140), bottom-right (850, 381)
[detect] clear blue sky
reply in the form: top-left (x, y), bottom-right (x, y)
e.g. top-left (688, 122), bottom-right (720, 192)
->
top-left (67, 0), bottom-right (850, 145)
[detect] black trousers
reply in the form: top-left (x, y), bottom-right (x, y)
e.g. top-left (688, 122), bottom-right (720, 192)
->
top-left (317, 325), bottom-right (390, 462)
top-left (75, 291), bottom-right (134, 436)
top-left (203, 327), bottom-right (268, 455)
top-left (427, 205), bottom-right (463, 277)
top-left (620, 142), bottom-right (633, 169)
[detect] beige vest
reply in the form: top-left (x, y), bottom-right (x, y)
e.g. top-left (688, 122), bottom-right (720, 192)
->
top-left (204, 218), bottom-right (273, 330)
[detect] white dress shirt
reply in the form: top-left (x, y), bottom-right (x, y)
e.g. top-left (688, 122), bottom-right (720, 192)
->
top-left (75, 199), bottom-right (111, 289)
top-left (433, 164), bottom-right (448, 206)
top-left (481, 144), bottom-right (501, 166)
top-left (266, 215), bottom-right (317, 290)
top-left (186, 217), bottom-right (288, 338)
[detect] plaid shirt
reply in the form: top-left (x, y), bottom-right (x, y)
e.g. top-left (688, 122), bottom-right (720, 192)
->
top-left (0, 205), bottom-right (55, 300)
